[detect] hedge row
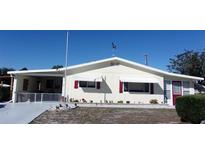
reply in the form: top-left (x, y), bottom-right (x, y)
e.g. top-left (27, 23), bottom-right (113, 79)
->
top-left (176, 94), bottom-right (205, 124)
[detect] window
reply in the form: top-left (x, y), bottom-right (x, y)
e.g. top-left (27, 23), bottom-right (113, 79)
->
top-left (173, 82), bottom-right (181, 94)
top-left (124, 82), bottom-right (128, 92)
top-left (79, 81), bottom-right (87, 87)
top-left (150, 83), bottom-right (154, 94)
top-left (124, 82), bottom-right (149, 92)
top-left (183, 81), bottom-right (190, 95)
top-left (79, 81), bottom-right (96, 88)
top-left (87, 81), bottom-right (95, 88)
top-left (23, 79), bottom-right (29, 91)
top-left (164, 80), bottom-right (171, 103)
top-left (46, 80), bottom-right (54, 89)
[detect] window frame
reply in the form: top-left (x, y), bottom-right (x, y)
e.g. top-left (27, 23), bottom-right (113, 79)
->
top-left (164, 80), bottom-right (171, 103)
top-left (79, 81), bottom-right (96, 88)
top-left (183, 81), bottom-right (190, 96)
top-left (123, 82), bottom-right (150, 93)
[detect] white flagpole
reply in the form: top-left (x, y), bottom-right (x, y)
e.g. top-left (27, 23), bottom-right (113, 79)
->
top-left (64, 31), bottom-right (69, 102)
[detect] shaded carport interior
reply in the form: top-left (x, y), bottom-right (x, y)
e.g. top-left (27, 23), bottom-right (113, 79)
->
top-left (9, 70), bottom-right (64, 102)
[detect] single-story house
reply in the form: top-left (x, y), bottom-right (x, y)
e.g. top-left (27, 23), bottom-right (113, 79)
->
top-left (8, 57), bottom-right (204, 106)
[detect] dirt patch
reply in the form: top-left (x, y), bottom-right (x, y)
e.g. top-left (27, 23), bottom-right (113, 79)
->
top-left (30, 107), bottom-right (183, 124)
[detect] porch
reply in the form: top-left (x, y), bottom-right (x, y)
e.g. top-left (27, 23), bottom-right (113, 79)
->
top-left (13, 72), bottom-right (64, 103)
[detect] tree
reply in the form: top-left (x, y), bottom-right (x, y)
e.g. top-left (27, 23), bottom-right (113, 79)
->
top-left (52, 65), bottom-right (63, 69)
top-left (167, 50), bottom-right (205, 92)
top-left (20, 67), bottom-right (28, 71)
top-left (0, 67), bottom-right (15, 76)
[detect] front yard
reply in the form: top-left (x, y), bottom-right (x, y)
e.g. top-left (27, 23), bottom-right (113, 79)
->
top-left (31, 107), bottom-right (183, 124)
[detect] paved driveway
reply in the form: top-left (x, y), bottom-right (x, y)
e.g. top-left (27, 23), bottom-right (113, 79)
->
top-left (0, 102), bottom-right (58, 124)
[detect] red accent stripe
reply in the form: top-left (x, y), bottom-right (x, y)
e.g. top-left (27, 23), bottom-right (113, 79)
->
top-left (74, 80), bottom-right (78, 89)
top-left (119, 80), bottom-right (123, 93)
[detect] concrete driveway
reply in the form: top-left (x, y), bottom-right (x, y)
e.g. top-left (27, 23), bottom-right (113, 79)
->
top-left (0, 102), bottom-right (59, 124)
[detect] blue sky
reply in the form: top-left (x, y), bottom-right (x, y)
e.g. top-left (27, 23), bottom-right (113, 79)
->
top-left (1, 30), bottom-right (205, 71)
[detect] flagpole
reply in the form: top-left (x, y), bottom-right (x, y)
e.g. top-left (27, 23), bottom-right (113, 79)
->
top-left (64, 31), bottom-right (69, 102)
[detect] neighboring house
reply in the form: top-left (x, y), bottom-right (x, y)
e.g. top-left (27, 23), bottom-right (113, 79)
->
top-left (0, 75), bottom-right (13, 100)
top-left (8, 57), bottom-right (203, 106)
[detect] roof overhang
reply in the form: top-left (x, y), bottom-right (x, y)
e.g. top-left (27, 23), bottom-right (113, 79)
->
top-left (120, 76), bottom-right (160, 83)
top-left (75, 76), bottom-right (103, 82)
top-left (7, 69), bottom-right (63, 77)
top-left (7, 57), bottom-right (204, 81)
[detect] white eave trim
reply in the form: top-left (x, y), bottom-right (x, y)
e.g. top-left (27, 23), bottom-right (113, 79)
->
top-left (75, 76), bottom-right (103, 82)
top-left (120, 76), bottom-right (160, 83)
top-left (7, 69), bottom-right (62, 74)
top-left (7, 57), bottom-right (204, 81)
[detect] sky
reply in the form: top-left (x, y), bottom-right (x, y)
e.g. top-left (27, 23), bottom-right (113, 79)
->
top-left (1, 30), bottom-right (205, 71)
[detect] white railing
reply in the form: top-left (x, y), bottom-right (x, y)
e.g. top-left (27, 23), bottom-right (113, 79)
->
top-left (16, 92), bottom-right (62, 103)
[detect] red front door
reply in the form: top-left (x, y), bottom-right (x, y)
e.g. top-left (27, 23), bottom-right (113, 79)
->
top-left (172, 81), bottom-right (182, 105)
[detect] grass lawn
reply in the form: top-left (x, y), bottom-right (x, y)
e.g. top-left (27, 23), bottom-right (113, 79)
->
top-left (30, 107), bottom-right (183, 124)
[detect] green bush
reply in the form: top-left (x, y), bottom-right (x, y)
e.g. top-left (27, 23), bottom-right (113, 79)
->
top-left (176, 94), bottom-right (205, 124)
top-left (149, 99), bottom-right (158, 104)
top-left (117, 100), bottom-right (123, 104)
top-left (0, 87), bottom-right (10, 102)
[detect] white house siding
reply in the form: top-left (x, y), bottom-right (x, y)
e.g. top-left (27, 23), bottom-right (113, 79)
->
top-left (164, 76), bottom-right (195, 106)
top-left (164, 76), bottom-right (195, 95)
top-left (66, 65), bottom-right (164, 104)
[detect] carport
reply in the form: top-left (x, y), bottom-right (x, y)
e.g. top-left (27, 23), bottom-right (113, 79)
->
top-left (8, 69), bottom-right (64, 103)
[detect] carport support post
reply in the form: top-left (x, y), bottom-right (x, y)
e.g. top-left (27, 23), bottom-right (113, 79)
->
top-left (34, 93), bottom-right (37, 102)
top-left (41, 93), bottom-right (43, 102)
top-left (12, 75), bottom-right (18, 103)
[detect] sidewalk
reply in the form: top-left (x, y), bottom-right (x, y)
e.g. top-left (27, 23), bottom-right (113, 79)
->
top-left (0, 102), bottom-right (58, 124)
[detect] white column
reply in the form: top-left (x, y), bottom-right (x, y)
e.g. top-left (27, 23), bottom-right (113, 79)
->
top-left (170, 80), bottom-right (173, 106)
top-left (62, 77), bottom-right (65, 97)
top-left (12, 76), bottom-right (18, 103)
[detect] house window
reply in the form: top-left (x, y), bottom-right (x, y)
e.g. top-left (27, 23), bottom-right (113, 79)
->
top-left (23, 79), bottom-right (29, 91)
top-left (183, 81), bottom-right (190, 95)
top-left (87, 81), bottom-right (95, 88)
top-left (173, 82), bottom-right (181, 94)
top-left (79, 81), bottom-right (96, 88)
top-left (123, 82), bottom-right (149, 92)
top-left (164, 80), bottom-right (171, 103)
top-left (150, 83), bottom-right (154, 94)
top-left (124, 82), bottom-right (128, 92)
top-left (46, 80), bottom-right (54, 89)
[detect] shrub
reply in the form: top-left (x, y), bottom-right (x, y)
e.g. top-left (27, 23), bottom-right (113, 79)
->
top-left (73, 99), bottom-right (79, 102)
top-left (0, 87), bottom-right (10, 102)
top-left (117, 100), bottom-right (123, 104)
top-left (149, 99), bottom-right (158, 104)
top-left (175, 94), bottom-right (205, 124)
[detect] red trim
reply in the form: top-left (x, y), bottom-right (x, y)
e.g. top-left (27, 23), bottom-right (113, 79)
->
top-left (119, 80), bottom-right (123, 93)
top-left (172, 81), bottom-right (182, 105)
top-left (74, 80), bottom-right (78, 89)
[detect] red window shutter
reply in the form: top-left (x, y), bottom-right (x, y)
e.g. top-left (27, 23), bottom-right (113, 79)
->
top-left (97, 82), bottom-right (101, 89)
top-left (74, 80), bottom-right (78, 89)
top-left (119, 80), bottom-right (123, 93)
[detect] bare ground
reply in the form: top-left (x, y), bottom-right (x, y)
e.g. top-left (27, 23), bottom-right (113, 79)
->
top-left (30, 107), bottom-right (183, 124)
